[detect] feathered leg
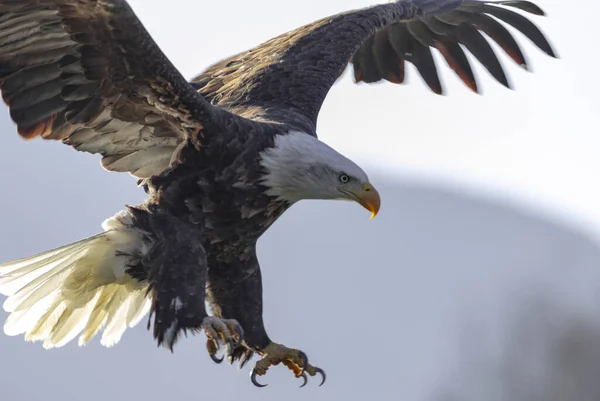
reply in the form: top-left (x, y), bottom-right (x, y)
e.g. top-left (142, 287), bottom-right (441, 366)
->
top-left (206, 251), bottom-right (268, 366)
top-left (205, 248), bottom-right (324, 387)
top-left (127, 206), bottom-right (243, 351)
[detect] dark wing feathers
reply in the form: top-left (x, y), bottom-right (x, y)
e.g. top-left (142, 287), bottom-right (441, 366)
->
top-left (404, 22), bottom-right (444, 94)
top-left (0, 0), bottom-right (216, 178)
top-left (355, 0), bottom-right (556, 94)
top-left (433, 38), bottom-right (478, 92)
top-left (370, 29), bottom-right (406, 84)
top-left (193, 0), bottom-right (556, 129)
top-left (468, 2), bottom-right (555, 56)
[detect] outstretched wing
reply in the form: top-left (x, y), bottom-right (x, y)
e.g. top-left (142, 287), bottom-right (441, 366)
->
top-left (192, 0), bottom-right (556, 131)
top-left (351, 0), bottom-right (556, 93)
top-left (0, 0), bottom-right (218, 178)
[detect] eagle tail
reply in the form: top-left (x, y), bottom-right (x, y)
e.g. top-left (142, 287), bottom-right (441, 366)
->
top-left (0, 212), bottom-right (152, 349)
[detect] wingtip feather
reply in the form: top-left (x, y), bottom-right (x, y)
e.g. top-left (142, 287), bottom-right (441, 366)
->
top-left (498, 1), bottom-right (546, 16)
top-left (17, 116), bottom-right (57, 140)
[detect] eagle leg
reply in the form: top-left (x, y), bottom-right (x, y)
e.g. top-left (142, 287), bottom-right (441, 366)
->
top-left (202, 317), bottom-right (244, 364)
top-left (249, 342), bottom-right (326, 387)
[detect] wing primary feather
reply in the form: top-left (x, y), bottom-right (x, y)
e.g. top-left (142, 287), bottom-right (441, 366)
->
top-left (482, 1), bottom-right (546, 16)
top-left (466, 13), bottom-right (528, 69)
top-left (8, 80), bottom-right (64, 110)
top-left (444, 19), bottom-right (510, 89)
top-left (387, 24), bottom-right (428, 88)
top-left (1, 63), bottom-right (62, 97)
top-left (410, 37), bottom-right (443, 95)
top-left (405, 21), bottom-right (445, 94)
top-left (414, 17), bottom-right (478, 92)
top-left (468, 3), bottom-right (556, 57)
top-left (10, 97), bottom-right (67, 137)
top-left (372, 29), bottom-right (405, 84)
top-left (352, 35), bottom-right (382, 83)
top-left (434, 40), bottom-right (478, 93)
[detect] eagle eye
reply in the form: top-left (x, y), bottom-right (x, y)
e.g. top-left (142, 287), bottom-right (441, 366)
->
top-left (338, 173), bottom-right (350, 183)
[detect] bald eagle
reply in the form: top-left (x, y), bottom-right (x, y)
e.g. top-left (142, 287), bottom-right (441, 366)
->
top-left (0, 0), bottom-right (556, 387)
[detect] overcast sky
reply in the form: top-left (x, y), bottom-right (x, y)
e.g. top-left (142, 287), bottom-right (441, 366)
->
top-left (0, 1), bottom-right (598, 400)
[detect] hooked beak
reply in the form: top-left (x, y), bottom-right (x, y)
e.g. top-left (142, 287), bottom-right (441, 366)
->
top-left (341, 183), bottom-right (381, 219)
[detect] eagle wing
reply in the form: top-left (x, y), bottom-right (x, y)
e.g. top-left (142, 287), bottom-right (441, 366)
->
top-left (192, 0), bottom-right (556, 131)
top-left (350, 0), bottom-right (556, 93)
top-left (0, 0), bottom-right (220, 179)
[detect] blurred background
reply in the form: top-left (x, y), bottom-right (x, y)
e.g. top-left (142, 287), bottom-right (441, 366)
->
top-left (0, 0), bottom-right (598, 400)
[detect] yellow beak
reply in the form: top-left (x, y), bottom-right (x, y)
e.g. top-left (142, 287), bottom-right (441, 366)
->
top-left (356, 183), bottom-right (381, 219)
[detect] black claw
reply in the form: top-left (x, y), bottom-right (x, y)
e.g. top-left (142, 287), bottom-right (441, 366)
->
top-left (298, 350), bottom-right (309, 375)
top-left (227, 338), bottom-right (235, 355)
top-left (210, 353), bottom-right (223, 364)
top-left (250, 370), bottom-right (268, 388)
top-left (299, 373), bottom-right (308, 388)
top-left (314, 367), bottom-right (326, 386)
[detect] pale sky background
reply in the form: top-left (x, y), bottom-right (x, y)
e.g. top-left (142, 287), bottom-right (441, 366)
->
top-left (0, 1), bottom-right (599, 400)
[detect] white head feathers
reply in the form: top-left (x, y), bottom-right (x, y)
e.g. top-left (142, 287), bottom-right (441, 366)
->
top-left (259, 131), bottom-right (369, 203)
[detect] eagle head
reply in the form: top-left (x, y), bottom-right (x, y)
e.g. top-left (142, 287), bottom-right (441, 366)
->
top-left (259, 131), bottom-right (380, 218)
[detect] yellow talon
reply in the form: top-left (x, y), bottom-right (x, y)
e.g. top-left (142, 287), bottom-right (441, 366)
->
top-left (249, 342), bottom-right (326, 387)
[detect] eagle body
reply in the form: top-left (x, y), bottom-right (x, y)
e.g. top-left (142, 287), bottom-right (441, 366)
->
top-left (0, 0), bottom-right (557, 386)
top-left (124, 129), bottom-right (289, 352)
top-left (144, 126), bottom-right (285, 250)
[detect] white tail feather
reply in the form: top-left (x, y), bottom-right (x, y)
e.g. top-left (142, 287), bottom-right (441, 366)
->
top-left (0, 212), bottom-right (152, 348)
